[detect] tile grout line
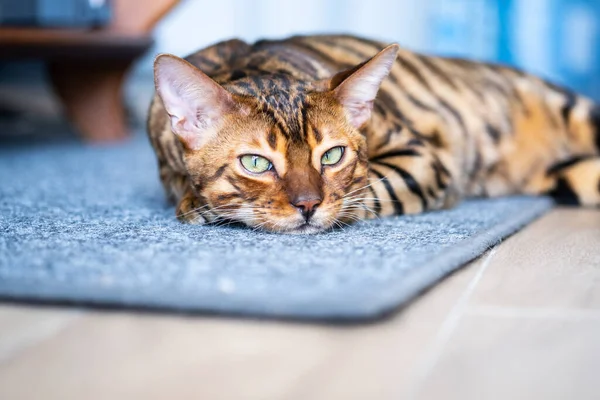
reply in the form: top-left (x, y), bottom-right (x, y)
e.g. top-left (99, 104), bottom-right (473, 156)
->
top-left (405, 247), bottom-right (498, 400)
top-left (466, 304), bottom-right (600, 320)
top-left (0, 310), bottom-right (84, 365)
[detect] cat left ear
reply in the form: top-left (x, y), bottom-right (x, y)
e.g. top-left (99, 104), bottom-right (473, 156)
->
top-left (154, 54), bottom-right (236, 150)
top-left (331, 44), bottom-right (399, 128)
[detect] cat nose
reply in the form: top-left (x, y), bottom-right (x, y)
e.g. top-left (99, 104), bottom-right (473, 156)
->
top-left (292, 198), bottom-right (321, 220)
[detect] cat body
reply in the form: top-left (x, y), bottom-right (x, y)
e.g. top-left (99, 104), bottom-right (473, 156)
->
top-left (148, 35), bottom-right (600, 233)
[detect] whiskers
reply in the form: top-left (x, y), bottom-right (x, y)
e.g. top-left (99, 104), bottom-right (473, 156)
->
top-left (321, 176), bottom-right (396, 231)
top-left (342, 175), bottom-right (385, 199)
top-left (176, 203), bottom-right (211, 219)
top-left (179, 199), bottom-right (300, 233)
top-left (338, 177), bottom-right (386, 221)
top-left (178, 202), bottom-right (263, 227)
top-left (177, 175), bottom-right (388, 233)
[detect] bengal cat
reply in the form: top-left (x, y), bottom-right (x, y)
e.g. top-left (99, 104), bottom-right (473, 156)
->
top-left (147, 35), bottom-right (600, 234)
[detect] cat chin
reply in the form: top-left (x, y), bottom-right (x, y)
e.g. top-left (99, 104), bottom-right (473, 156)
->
top-left (277, 222), bottom-right (326, 235)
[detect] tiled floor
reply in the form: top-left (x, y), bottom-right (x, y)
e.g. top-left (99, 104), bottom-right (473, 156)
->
top-left (0, 208), bottom-right (598, 400)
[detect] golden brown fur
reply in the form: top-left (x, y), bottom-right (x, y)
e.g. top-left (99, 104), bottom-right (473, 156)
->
top-left (148, 34), bottom-right (600, 233)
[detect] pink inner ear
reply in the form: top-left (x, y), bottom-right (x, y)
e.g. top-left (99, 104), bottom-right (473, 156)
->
top-left (155, 55), bottom-right (236, 151)
top-left (332, 44), bottom-right (399, 129)
top-left (343, 100), bottom-right (374, 128)
top-left (336, 78), bottom-right (380, 128)
top-left (168, 115), bottom-right (201, 150)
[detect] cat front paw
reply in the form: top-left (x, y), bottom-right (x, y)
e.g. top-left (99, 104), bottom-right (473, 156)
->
top-left (176, 193), bottom-right (208, 225)
top-left (176, 210), bottom-right (208, 225)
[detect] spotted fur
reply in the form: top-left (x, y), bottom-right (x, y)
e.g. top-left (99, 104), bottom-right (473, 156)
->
top-left (147, 35), bottom-right (600, 233)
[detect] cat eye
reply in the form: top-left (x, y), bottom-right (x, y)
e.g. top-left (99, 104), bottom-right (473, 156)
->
top-left (321, 146), bottom-right (345, 166)
top-left (240, 154), bottom-right (273, 174)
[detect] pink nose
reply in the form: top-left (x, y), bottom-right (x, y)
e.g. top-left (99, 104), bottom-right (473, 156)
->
top-left (292, 198), bottom-right (321, 220)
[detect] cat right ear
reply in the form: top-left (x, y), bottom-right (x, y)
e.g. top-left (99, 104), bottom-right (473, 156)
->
top-left (329, 44), bottom-right (399, 129)
top-left (154, 54), bottom-right (235, 150)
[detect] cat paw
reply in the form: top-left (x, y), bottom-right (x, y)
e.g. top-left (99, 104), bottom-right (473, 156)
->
top-left (176, 210), bottom-right (208, 225)
top-left (176, 193), bottom-right (208, 224)
top-left (549, 157), bottom-right (600, 207)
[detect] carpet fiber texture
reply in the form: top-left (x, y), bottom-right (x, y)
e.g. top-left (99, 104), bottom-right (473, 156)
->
top-left (0, 135), bottom-right (553, 320)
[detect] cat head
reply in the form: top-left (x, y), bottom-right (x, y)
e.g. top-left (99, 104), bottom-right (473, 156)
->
top-left (154, 44), bottom-right (399, 233)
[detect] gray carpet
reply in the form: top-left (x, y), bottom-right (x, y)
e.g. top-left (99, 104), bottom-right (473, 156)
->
top-left (0, 134), bottom-right (553, 320)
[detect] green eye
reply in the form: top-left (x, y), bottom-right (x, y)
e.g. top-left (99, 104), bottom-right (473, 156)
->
top-left (240, 154), bottom-right (273, 173)
top-left (321, 146), bottom-right (345, 166)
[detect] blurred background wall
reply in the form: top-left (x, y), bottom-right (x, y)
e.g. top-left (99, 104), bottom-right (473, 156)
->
top-left (133, 0), bottom-right (600, 97)
top-left (123, 0), bottom-right (599, 120)
top-left (2, 0), bottom-right (599, 134)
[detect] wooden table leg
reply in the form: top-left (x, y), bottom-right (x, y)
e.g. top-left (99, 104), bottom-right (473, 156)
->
top-left (48, 60), bottom-right (133, 142)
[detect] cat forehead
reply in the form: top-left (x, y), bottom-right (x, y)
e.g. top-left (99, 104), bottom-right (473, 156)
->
top-left (225, 74), bottom-right (313, 97)
top-left (226, 74), bottom-right (317, 142)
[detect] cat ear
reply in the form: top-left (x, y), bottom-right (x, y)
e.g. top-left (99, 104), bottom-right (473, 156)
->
top-left (331, 44), bottom-right (399, 128)
top-left (154, 54), bottom-right (235, 150)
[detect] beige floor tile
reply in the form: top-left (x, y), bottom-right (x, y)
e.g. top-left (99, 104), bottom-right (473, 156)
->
top-left (0, 255), bottom-right (484, 400)
top-left (469, 209), bottom-right (600, 310)
top-left (2, 209), bottom-right (589, 400)
top-left (416, 314), bottom-right (600, 400)
top-left (0, 312), bottom-right (338, 400)
top-left (0, 305), bottom-right (81, 364)
top-left (286, 255), bottom-right (487, 400)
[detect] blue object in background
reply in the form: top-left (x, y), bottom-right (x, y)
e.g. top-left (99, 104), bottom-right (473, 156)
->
top-left (138, 0), bottom-right (599, 101)
top-left (548, 0), bottom-right (600, 99)
top-left (428, 0), bottom-right (600, 100)
top-left (0, 0), bottom-right (111, 27)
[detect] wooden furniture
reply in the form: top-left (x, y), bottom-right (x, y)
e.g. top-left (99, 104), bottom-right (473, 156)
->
top-left (0, 0), bottom-right (179, 142)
